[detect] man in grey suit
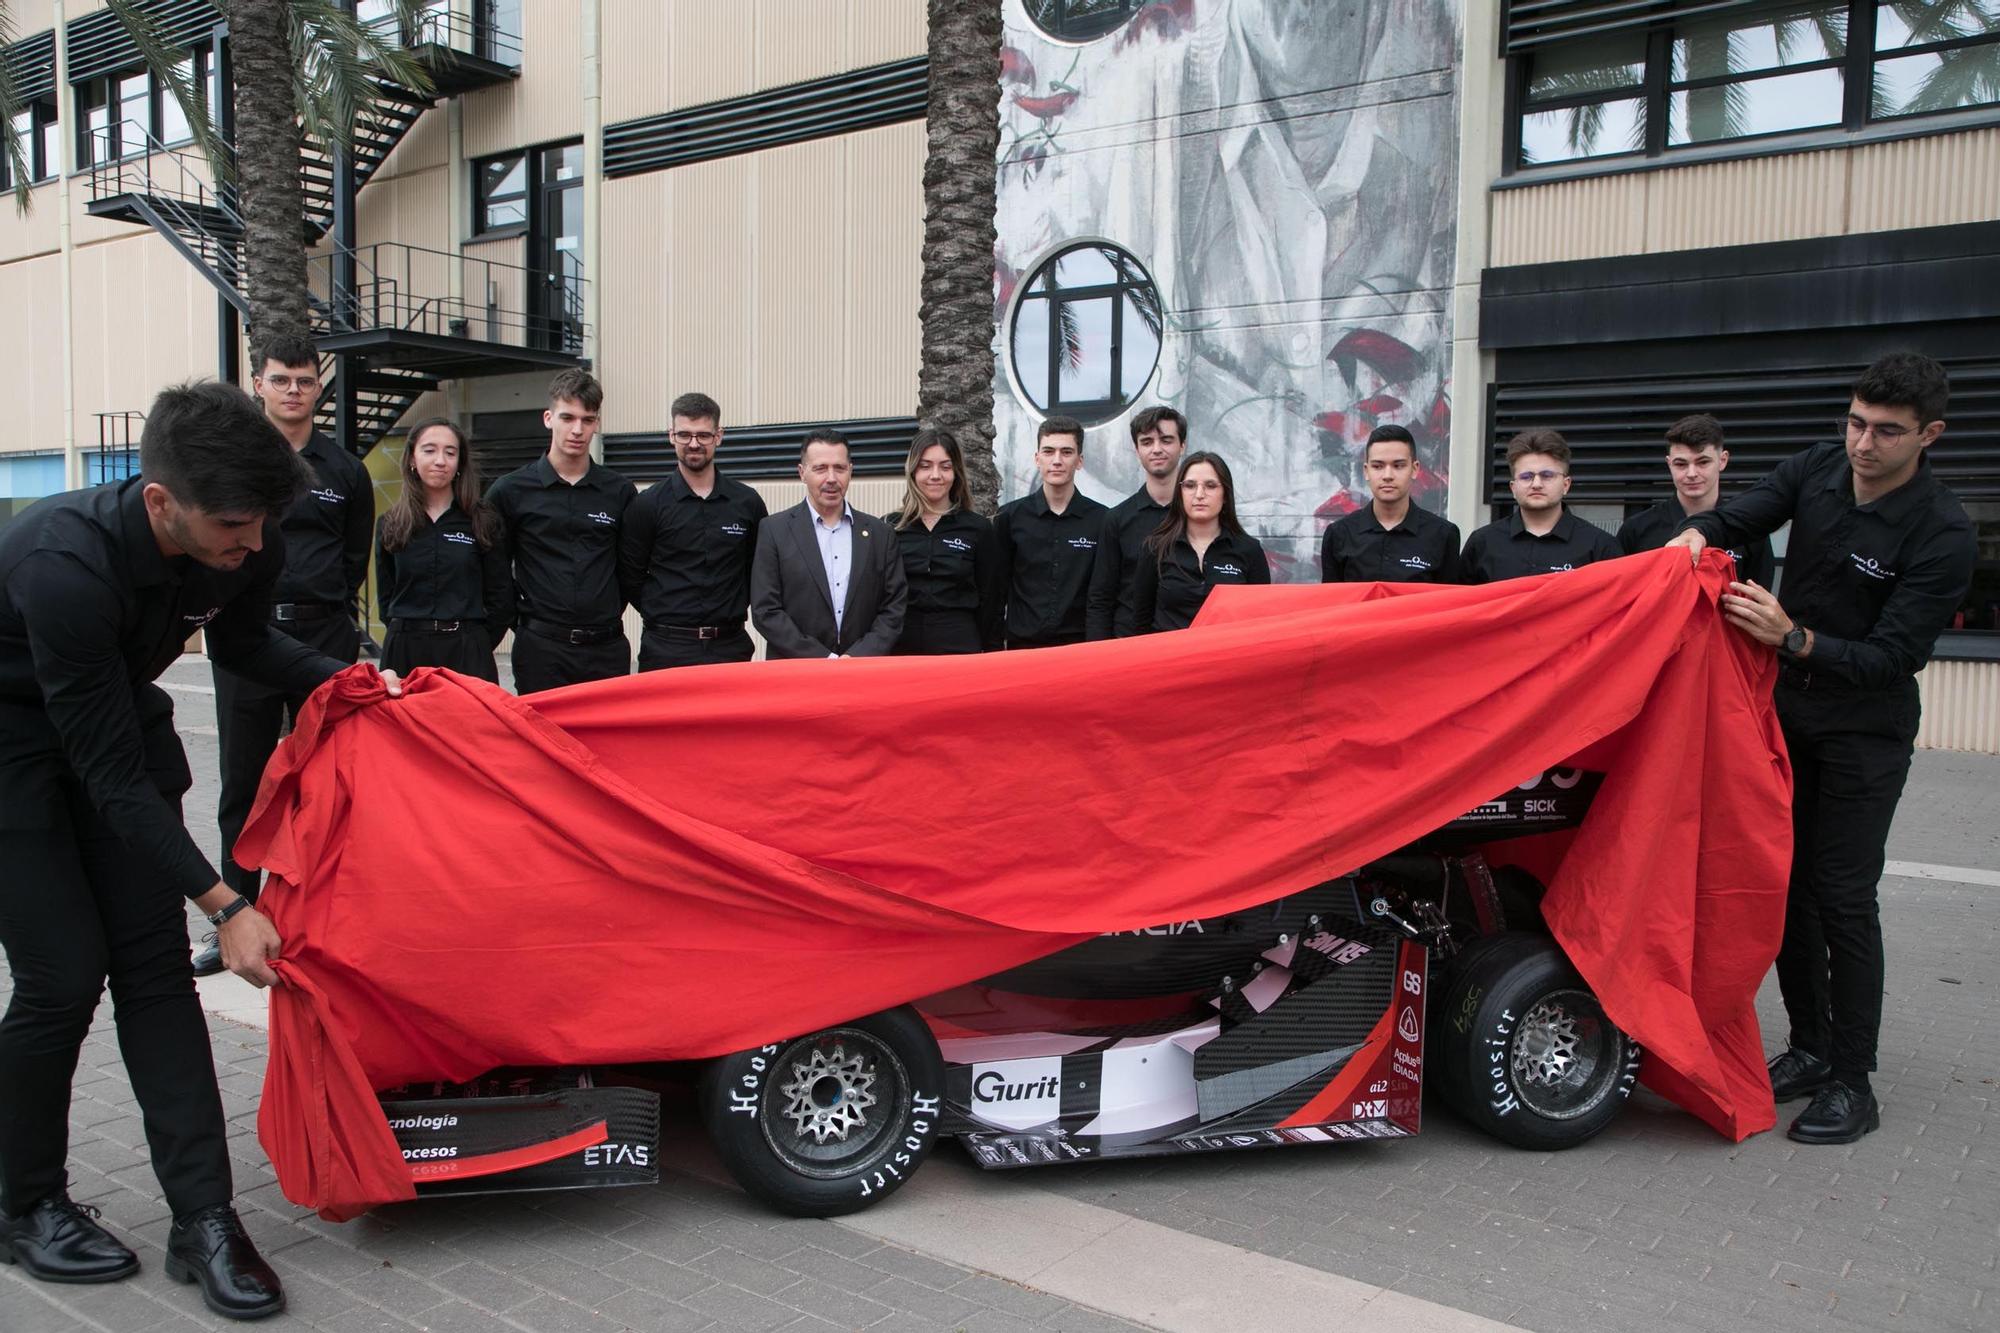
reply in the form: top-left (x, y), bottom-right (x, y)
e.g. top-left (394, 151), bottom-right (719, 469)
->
top-left (750, 429), bottom-right (908, 659)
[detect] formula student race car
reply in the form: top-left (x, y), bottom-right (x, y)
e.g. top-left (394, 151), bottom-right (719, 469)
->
top-left (380, 767), bottom-right (1642, 1217)
top-left (696, 766), bottom-right (1637, 1215)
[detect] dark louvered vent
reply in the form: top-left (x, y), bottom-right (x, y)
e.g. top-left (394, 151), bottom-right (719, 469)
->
top-left (66, 0), bottom-right (222, 82)
top-left (1499, 0), bottom-right (1759, 54)
top-left (603, 417), bottom-right (918, 483)
top-left (467, 411), bottom-right (556, 483)
top-left (1488, 361), bottom-right (2000, 505)
top-left (3, 29), bottom-right (57, 101)
top-left (602, 57), bottom-right (927, 179)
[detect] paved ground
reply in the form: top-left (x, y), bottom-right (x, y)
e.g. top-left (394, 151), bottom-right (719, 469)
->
top-left (3, 657), bottom-right (1995, 1331)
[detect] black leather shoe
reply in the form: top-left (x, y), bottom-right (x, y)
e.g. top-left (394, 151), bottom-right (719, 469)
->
top-left (1787, 1081), bottom-right (1880, 1145)
top-left (192, 932), bottom-right (224, 977)
top-left (165, 1205), bottom-right (284, 1320)
top-left (1767, 1047), bottom-right (1832, 1102)
top-left (0, 1195), bottom-right (140, 1283)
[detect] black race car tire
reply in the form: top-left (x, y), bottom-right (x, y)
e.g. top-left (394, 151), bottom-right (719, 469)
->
top-left (699, 1007), bottom-right (946, 1217)
top-left (1431, 933), bottom-right (1641, 1151)
top-left (1424, 929), bottom-right (1522, 1107)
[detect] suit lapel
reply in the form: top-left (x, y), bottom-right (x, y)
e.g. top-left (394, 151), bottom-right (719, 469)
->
top-left (844, 517), bottom-right (870, 619)
top-left (788, 505), bottom-right (836, 613)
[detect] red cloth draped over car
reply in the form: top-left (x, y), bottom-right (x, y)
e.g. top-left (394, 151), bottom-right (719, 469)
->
top-left (240, 548), bottom-right (1791, 1221)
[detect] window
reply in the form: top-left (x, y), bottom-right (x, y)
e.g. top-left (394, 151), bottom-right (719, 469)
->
top-left (1009, 242), bottom-right (1164, 425)
top-left (474, 152), bottom-right (527, 232)
top-left (155, 50), bottom-right (216, 147)
top-left (0, 96), bottom-right (58, 187)
top-left (116, 69), bottom-right (149, 158)
top-left (1023, 0), bottom-right (1143, 43)
top-left (1510, 1), bottom-right (2000, 173)
top-left (85, 449), bottom-right (141, 485)
top-left (75, 77), bottom-right (111, 167)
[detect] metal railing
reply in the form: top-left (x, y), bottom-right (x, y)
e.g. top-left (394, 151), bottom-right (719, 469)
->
top-left (85, 125), bottom-right (249, 300)
top-left (91, 412), bottom-right (144, 485)
top-left (307, 240), bottom-right (588, 355)
top-left (360, 0), bottom-right (524, 66)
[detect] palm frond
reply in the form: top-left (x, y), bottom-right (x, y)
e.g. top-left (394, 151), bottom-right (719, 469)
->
top-left (105, 0), bottom-right (234, 183)
top-left (1900, 44), bottom-right (2000, 114)
top-left (2, 3), bottom-right (38, 211)
top-left (284, 0), bottom-right (436, 157)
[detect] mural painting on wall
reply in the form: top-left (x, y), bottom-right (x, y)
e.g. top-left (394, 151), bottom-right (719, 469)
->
top-left (994, 0), bottom-right (1460, 579)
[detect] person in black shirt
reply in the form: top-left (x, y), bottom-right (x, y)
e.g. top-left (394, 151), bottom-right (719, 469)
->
top-left (1670, 352), bottom-right (1977, 1146)
top-left (892, 426), bottom-right (1003, 654)
top-left (201, 334), bottom-right (372, 976)
top-left (1320, 425), bottom-right (1462, 584)
top-left (1617, 413), bottom-right (1773, 588)
top-left (374, 419), bottom-right (513, 682)
top-left (486, 369), bottom-right (637, 693)
top-left (995, 416), bottom-right (1107, 649)
top-left (1131, 452), bottom-right (1271, 631)
top-left (0, 382), bottom-right (398, 1316)
top-left (1460, 429), bottom-right (1621, 584)
top-left (1087, 405), bottom-right (1186, 639)
top-left (618, 391), bottom-right (768, 671)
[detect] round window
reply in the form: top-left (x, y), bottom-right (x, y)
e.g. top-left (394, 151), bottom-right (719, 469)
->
top-left (1008, 241), bottom-right (1163, 427)
top-left (1022, 0), bottom-right (1144, 44)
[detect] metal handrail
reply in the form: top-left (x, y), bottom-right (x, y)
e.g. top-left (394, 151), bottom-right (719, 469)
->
top-left (307, 239), bottom-right (590, 355)
top-left (360, 1), bottom-right (524, 65)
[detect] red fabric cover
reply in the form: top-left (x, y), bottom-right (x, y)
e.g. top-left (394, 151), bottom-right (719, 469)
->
top-left (242, 549), bottom-right (1790, 1221)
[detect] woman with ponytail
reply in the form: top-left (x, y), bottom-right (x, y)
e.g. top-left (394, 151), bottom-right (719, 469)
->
top-left (374, 419), bottom-right (513, 681)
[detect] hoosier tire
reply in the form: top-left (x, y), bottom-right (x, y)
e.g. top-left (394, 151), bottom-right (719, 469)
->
top-left (698, 1007), bottom-right (945, 1217)
top-left (1430, 932), bottom-right (1641, 1151)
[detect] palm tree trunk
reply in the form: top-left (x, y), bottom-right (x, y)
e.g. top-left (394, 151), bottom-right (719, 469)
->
top-left (919, 0), bottom-right (1003, 514)
top-left (221, 0), bottom-right (312, 362)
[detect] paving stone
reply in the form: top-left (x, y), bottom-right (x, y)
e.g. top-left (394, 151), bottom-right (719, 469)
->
top-left (679, 1282), bottom-right (801, 1333)
top-left (770, 1275), bottom-right (895, 1328)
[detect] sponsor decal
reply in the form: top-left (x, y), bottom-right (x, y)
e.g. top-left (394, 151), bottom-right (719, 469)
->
top-left (1300, 931), bottom-right (1372, 966)
top-left (1849, 553), bottom-right (1894, 580)
top-left (1351, 1099), bottom-right (1388, 1119)
top-left (583, 1142), bottom-right (651, 1168)
top-left (443, 531), bottom-right (475, 546)
top-left (1212, 562), bottom-right (1244, 577)
top-left (1392, 1049), bottom-right (1422, 1081)
top-left (401, 1145), bottom-right (459, 1160)
top-left (182, 606), bottom-right (222, 628)
top-left (1517, 768), bottom-right (1583, 790)
top-left (856, 1091), bottom-right (940, 1198)
top-left (1397, 1006), bottom-right (1421, 1044)
top-left (386, 1113), bottom-right (459, 1131)
top-left (1397, 555), bottom-right (1433, 571)
top-left (1066, 536), bottom-right (1097, 550)
top-left (1486, 1008), bottom-right (1520, 1116)
top-left (1106, 920), bottom-right (1205, 936)
top-left (1402, 968), bottom-right (1423, 996)
top-left (720, 522), bottom-right (747, 537)
top-left (969, 1057), bottom-right (1062, 1131)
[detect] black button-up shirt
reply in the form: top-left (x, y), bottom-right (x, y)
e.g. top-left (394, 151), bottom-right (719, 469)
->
top-left (486, 456), bottom-right (638, 629)
top-left (1320, 501), bottom-right (1463, 584)
top-left (0, 480), bottom-right (342, 898)
top-left (276, 430), bottom-right (374, 608)
top-left (896, 508), bottom-right (1004, 648)
top-left (1681, 441), bottom-right (1976, 690)
top-left (1087, 487), bottom-right (1170, 640)
top-left (1130, 529), bottom-right (1272, 631)
top-left (1619, 498), bottom-right (1773, 588)
top-left (1460, 508), bottom-right (1622, 584)
top-left (994, 487), bottom-right (1108, 646)
top-left (617, 469), bottom-right (768, 628)
top-left (375, 504), bottom-right (515, 634)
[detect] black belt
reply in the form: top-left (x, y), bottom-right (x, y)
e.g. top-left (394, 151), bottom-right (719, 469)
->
top-left (394, 618), bottom-right (471, 634)
top-left (521, 617), bottom-right (621, 646)
top-left (644, 621), bottom-right (743, 641)
top-left (272, 601), bottom-right (344, 623)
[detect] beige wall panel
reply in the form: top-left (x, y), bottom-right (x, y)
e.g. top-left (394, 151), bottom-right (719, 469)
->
top-left (843, 120), bottom-right (920, 420)
top-left (374, 106), bottom-right (450, 181)
top-left (0, 184), bottom-right (62, 263)
top-left (1490, 173), bottom-right (1647, 266)
top-left (1916, 660), bottom-right (2000, 754)
top-left (602, 0), bottom-right (675, 124)
top-left (598, 172), bottom-right (671, 434)
top-left (664, 0), bottom-right (756, 111)
top-left (0, 255), bottom-right (66, 448)
top-left (464, 235), bottom-right (528, 344)
top-left (1643, 150), bottom-right (1847, 253)
top-left (357, 165), bottom-right (452, 252)
top-left (69, 233), bottom-right (215, 423)
top-left (753, 139), bottom-right (845, 423)
top-left (846, 0), bottom-right (927, 69)
top-left (466, 0), bottom-right (583, 156)
top-left (756, 0), bottom-right (851, 90)
top-left (667, 154), bottom-right (754, 426)
top-left (1849, 128), bottom-right (2000, 234)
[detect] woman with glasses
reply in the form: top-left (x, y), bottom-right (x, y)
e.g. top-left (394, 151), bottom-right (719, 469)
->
top-left (891, 427), bottom-right (1003, 654)
top-left (1130, 451), bottom-right (1270, 632)
top-left (374, 418), bottom-right (513, 681)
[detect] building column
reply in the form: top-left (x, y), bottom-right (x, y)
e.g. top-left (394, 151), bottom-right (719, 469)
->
top-left (1448, 1), bottom-right (1504, 536)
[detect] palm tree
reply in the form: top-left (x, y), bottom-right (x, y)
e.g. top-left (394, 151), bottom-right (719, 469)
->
top-left (918, 0), bottom-right (1003, 513)
top-left (1, 0), bottom-right (429, 364)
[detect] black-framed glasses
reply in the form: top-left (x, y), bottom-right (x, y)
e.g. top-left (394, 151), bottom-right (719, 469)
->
top-left (261, 374), bottom-right (320, 392)
top-left (1842, 416), bottom-right (1915, 444)
top-left (670, 431), bottom-right (719, 446)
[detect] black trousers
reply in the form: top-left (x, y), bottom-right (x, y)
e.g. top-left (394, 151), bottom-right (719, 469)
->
top-left (637, 625), bottom-right (754, 672)
top-left (1774, 679), bottom-right (1920, 1087)
top-left (212, 614), bottom-right (359, 899)
top-left (512, 625), bottom-right (630, 694)
top-left (382, 623), bottom-right (499, 683)
top-left (0, 763), bottom-right (230, 1220)
top-left (895, 609), bottom-right (984, 655)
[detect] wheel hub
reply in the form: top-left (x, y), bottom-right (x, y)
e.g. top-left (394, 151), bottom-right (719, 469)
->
top-left (778, 1044), bottom-right (878, 1144)
top-left (1512, 997), bottom-right (1582, 1086)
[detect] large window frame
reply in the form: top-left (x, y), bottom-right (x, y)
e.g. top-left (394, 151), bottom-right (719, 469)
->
top-left (0, 95), bottom-right (59, 188)
top-left (471, 150), bottom-right (528, 236)
top-left (1505, 2), bottom-right (2000, 176)
top-left (72, 53), bottom-right (216, 167)
top-left (1007, 240), bottom-right (1165, 427)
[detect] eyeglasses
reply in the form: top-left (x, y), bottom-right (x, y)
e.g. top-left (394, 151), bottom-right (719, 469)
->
top-left (261, 375), bottom-right (320, 393)
top-left (670, 431), bottom-right (719, 446)
top-left (1514, 469), bottom-right (1565, 484)
top-left (1842, 416), bottom-right (1917, 444)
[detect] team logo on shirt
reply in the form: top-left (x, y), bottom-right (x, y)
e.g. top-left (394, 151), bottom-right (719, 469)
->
top-left (719, 522), bottom-right (747, 538)
top-left (1398, 555), bottom-right (1433, 571)
top-left (1212, 562), bottom-right (1244, 577)
top-left (586, 511), bottom-right (615, 525)
top-left (1848, 553), bottom-right (1895, 580)
top-left (941, 536), bottom-right (973, 553)
top-left (443, 531), bottom-right (475, 546)
top-left (1545, 563), bottom-right (1576, 573)
top-left (182, 606), bottom-right (222, 627)
top-left (310, 487), bottom-right (344, 505)
top-left (1066, 536), bottom-right (1097, 551)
